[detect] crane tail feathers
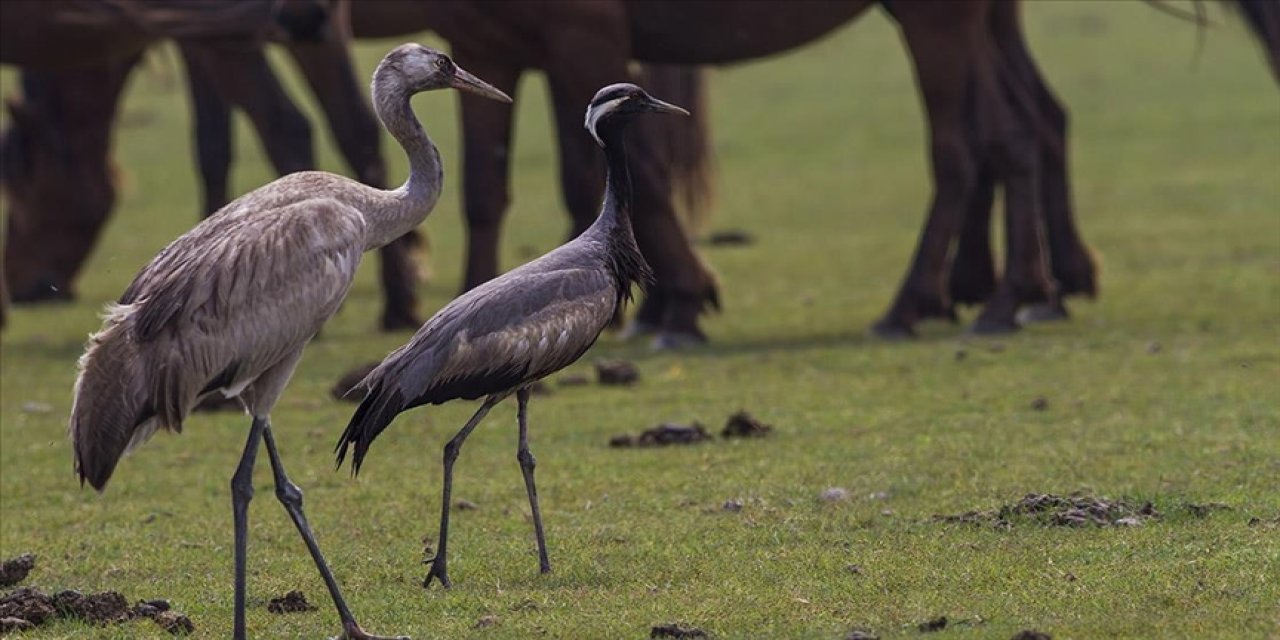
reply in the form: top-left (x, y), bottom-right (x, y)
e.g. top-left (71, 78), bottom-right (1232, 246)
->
top-left (69, 313), bottom-right (156, 491)
top-left (335, 382), bottom-right (406, 476)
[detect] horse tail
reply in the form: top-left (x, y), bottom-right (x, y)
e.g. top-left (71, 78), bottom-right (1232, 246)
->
top-left (637, 64), bottom-right (716, 233)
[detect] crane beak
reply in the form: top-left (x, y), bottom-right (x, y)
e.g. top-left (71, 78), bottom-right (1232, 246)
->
top-left (451, 68), bottom-right (513, 103)
top-left (645, 96), bottom-right (690, 116)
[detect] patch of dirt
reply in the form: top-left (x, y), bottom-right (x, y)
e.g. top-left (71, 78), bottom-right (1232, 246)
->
top-left (0, 554), bottom-right (35, 587)
top-left (1011, 631), bottom-right (1052, 640)
top-left (0, 587), bottom-right (191, 633)
top-left (918, 616), bottom-right (948, 632)
top-left (595, 359), bottom-right (640, 385)
top-left (0, 587), bottom-right (56, 625)
top-left (151, 610), bottom-right (195, 634)
top-left (193, 393), bottom-right (242, 413)
top-left (721, 411), bottom-right (772, 439)
top-left (706, 229), bottom-right (755, 247)
top-left (651, 623), bottom-right (707, 638)
top-left (53, 589), bottom-right (130, 624)
top-left (610, 423), bottom-right (711, 448)
top-left (1030, 396), bottom-right (1049, 411)
top-left (266, 590), bottom-right (316, 614)
top-left (934, 493), bottom-right (1160, 529)
top-left (331, 362), bottom-right (379, 402)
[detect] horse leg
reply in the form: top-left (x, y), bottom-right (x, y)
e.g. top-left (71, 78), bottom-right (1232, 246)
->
top-left (947, 161), bottom-right (997, 306)
top-left (992, 1), bottom-right (1095, 305)
top-left (285, 24), bottom-right (425, 331)
top-left (970, 24), bottom-right (1057, 334)
top-left (452, 50), bottom-right (522, 293)
top-left (178, 43), bottom-right (234, 216)
top-left (873, 4), bottom-right (984, 338)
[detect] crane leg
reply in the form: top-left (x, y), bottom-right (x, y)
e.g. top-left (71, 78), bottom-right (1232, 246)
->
top-left (424, 395), bottom-right (502, 589)
top-left (260, 424), bottom-right (408, 640)
top-left (230, 417), bottom-right (266, 640)
top-left (515, 388), bottom-right (552, 574)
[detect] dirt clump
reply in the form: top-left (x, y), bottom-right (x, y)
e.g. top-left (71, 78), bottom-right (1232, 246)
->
top-left (610, 423), bottom-right (711, 448)
top-left (1, 616), bottom-right (35, 632)
top-left (0, 587), bottom-right (56, 625)
top-left (706, 229), bottom-right (755, 246)
top-left (595, 359), bottom-right (640, 385)
top-left (721, 411), bottom-right (772, 439)
top-left (267, 590), bottom-right (316, 614)
top-left (0, 554), bottom-right (35, 587)
top-left (1010, 631), bottom-right (1052, 640)
top-left (331, 362), bottom-right (379, 401)
top-left (651, 622), bottom-right (708, 638)
top-left (844, 629), bottom-right (879, 640)
top-left (151, 610), bottom-right (195, 634)
top-left (934, 493), bottom-right (1161, 529)
top-left (1029, 396), bottom-right (1049, 411)
top-left (918, 616), bottom-right (948, 632)
top-left (53, 589), bottom-right (130, 624)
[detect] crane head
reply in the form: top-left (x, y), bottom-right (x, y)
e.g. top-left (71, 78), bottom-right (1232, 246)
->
top-left (585, 83), bottom-right (689, 146)
top-left (374, 44), bottom-right (511, 103)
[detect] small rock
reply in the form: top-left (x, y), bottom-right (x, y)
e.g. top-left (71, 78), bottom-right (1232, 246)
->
top-left (0, 554), bottom-right (36, 587)
top-left (820, 487), bottom-right (849, 503)
top-left (918, 616), bottom-right (948, 632)
top-left (651, 623), bottom-right (707, 638)
top-left (845, 630), bottom-right (879, 640)
top-left (153, 610), bottom-right (195, 635)
top-left (595, 359), bottom-right (640, 385)
top-left (1030, 397), bottom-right (1049, 411)
top-left (722, 499), bottom-right (743, 513)
top-left (266, 590), bottom-right (316, 614)
top-left (455, 499), bottom-right (479, 511)
top-left (721, 411), bottom-right (773, 439)
top-left (0, 617), bottom-right (35, 632)
top-left (474, 614), bottom-right (499, 629)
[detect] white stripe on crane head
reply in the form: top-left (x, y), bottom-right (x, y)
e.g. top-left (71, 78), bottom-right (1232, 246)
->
top-left (585, 97), bottom-right (628, 147)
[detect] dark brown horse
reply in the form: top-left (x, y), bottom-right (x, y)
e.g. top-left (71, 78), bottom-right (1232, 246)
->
top-left (1, 1), bottom-right (426, 330)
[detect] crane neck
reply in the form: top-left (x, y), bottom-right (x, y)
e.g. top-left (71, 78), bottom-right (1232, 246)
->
top-left (364, 80), bottom-right (442, 250)
top-left (594, 126), bottom-right (634, 238)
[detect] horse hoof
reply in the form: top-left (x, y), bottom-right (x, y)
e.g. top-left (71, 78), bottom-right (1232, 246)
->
top-left (1017, 302), bottom-right (1070, 325)
top-left (968, 316), bottom-right (1020, 336)
top-left (618, 320), bottom-right (660, 341)
top-left (650, 331), bottom-right (707, 350)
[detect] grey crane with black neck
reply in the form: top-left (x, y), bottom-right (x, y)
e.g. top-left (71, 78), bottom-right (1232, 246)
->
top-left (335, 84), bottom-right (689, 588)
top-left (68, 44), bottom-right (510, 640)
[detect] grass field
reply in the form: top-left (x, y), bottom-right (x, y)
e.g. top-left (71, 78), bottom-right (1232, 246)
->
top-left (2, 2), bottom-right (1278, 638)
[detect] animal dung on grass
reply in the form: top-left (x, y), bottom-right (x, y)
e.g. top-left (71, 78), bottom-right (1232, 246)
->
top-left (266, 590), bottom-right (317, 614)
top-left (0, 554), bottom-right (35, 587)
top-left (933, 493), bottom-right (1160, 529)
top-left (595, 359), bottom-right (640, 385)
top-left (610, 422), bottom-right (712, 448)
top-left (0, 586), bottom-right (192, 634)
top-left (651, 622), bottom-right (709, 638)
top-left (721, 411), bottom-right (772, 438)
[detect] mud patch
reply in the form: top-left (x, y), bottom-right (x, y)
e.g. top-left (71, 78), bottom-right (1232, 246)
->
top-left (721, 411), bottom-right (772, 439)
top-left (934, 493), bottom-right (1160, 529)
top-left (53, 589), bottom-right (130, 624)
top-left (0, 586), bottom-right (190, 634)
top-left (706, 229), bottom-right (755, 247)
top-left (0, 554), bottom-right (35, 587)
top-left (267, 590), bottom-right (316, 614)
top-left (331, 362), bottom-right (379, 402)
top-left (651, 622), bottom-right (708, 638)
top-left (610, 423), bottom-right (711, 448)
top-left (595, 359), bottom-right (640, 385)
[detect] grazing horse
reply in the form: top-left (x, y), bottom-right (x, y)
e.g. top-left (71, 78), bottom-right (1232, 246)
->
top-left (1, 1), bottom-right (426, 329)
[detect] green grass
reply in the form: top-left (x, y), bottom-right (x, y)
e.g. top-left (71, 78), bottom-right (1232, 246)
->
top-left (2, 2), bottom-right (1278, 638)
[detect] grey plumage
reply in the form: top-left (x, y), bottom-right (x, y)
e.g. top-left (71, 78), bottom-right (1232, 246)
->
top-left (67, 43), bottom-right (509, 640)
top-left (335, 83), bottom-right (688, 589)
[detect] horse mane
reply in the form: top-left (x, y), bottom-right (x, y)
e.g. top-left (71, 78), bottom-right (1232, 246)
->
top-left (635, 64), bottom-right (716, 234)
